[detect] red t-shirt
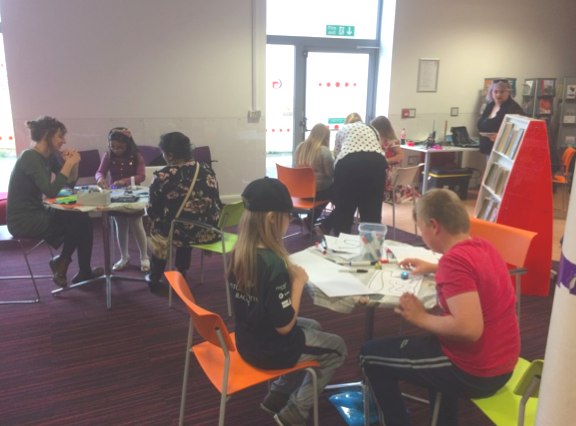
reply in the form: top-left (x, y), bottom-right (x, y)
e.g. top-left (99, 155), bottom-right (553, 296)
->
top-left (434, 237), bottom-right (520, 377)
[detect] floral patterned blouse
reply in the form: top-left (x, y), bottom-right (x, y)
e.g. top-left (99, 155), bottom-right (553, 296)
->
top-left (147, 160), bottom-right (223, 247)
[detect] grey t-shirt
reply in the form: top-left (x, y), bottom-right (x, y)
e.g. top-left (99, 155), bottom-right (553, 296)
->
top-left (7, 149), bottom-right (68, 238)
top-left (312, 145), bottom-right (334, 191)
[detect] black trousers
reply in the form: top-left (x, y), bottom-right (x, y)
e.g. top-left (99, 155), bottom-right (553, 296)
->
top-left (44, 209), bottom-right (95, 274)
top-left (359, 336), bottom-right (511, 426)
top-left (333, 152), bottom-right (388, 235)
top-left (149, 247), bottom-right (192, 282)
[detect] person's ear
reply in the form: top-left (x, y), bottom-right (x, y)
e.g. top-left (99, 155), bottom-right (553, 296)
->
top-left (266, 212), bottom-right (276, 224)
top-left (429, 218), bottom-right (441, 236)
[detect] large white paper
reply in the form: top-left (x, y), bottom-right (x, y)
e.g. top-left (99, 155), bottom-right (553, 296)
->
top-left (386, 246), bottom-right (441, 264)
top-left (322, 233), bottom-right (362, 261)
top-left (366, 270), bottom-right (423, 297)
top-left (290, 250), bottom-right (379, 297)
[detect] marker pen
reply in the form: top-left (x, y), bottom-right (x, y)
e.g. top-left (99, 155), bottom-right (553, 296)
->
top-left (339, 269), bottom-right (369, 273)
top-left (348, 261), bottom-right (377, 266)
top-left (314, 242), bottom-right (326, 255)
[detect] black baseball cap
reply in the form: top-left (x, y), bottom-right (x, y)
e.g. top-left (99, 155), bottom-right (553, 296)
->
top-left (242, 177), bottom-right (293, 213)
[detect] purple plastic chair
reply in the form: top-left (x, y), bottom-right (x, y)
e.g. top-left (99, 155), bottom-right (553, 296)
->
top-left (193, 146), bottom-right (215, 165)
top-left (139, 146), bottom-right (163, 166)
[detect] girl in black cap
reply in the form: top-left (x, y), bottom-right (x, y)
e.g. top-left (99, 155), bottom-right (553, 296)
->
top-left (227, 177), bottom-right (347, 426)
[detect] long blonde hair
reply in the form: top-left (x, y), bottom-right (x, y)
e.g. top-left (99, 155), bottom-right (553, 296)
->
top-left (345, 112), bottom-right (363, 124)
top-left (294, 123), bottom-right (330, 167)
top-left (227, 209), bottom-right (292, 294)
top-left (371, 115), bottom-right (398, 142)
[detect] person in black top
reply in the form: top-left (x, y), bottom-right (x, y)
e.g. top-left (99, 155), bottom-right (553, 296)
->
top-left (227, 177), bottom-right (347, 426)
top-left (477, 79), bottom-right (525, 157)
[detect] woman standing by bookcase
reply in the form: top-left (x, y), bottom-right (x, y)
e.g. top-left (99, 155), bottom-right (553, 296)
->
top-left (478, 79), bottom-right (524, 158)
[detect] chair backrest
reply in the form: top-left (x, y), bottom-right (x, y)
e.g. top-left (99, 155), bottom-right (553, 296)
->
top-left (194, 146), bottom-right (213, 165)
top-left (217, 201), bottom-right (245, 229)
top-left (561, 147), bottom-right (576, 175)
top-left (276, 164), bottom-right (316, 198)
top-left (469, 217), bottom-right (537, 268)
top-left (77, 149), bottom-right (101, 179)
top-left (142, 166), bottom-right (165, 188)
top-left (139, 146), bottom-right (163, 166)
top-left (165, 271), bottom-right (236, 351)
top-left (513, 359), bottom-right (544, 398)
top-left (393, 163), bottom-right (424, 187)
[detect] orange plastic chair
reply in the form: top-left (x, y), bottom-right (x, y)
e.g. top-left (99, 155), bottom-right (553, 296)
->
top-left (469, 217), bottom-right (537, 325)
top-left (276, 164), bottom-right (330, 237)
top-left (552, 147), bottom-right (576, 210)
top-left (165, 271), bottom-right (320, 426)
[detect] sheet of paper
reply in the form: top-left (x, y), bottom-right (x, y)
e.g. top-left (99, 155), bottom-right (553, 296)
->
top-left (386, 246), bottom-right (441, 264)
top-left (366, 270), bottom-right (423, 297)
top-left (290, 250), bottom-right (379, 298)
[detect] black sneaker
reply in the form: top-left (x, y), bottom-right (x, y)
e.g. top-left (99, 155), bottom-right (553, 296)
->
top-left (260, 392), bottom-right (288, 416)
top-left (273, 406), bottom-right (306, 426)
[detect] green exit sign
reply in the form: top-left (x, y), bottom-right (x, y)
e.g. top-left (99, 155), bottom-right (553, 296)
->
top-left (328, 118), bottom-right (345, 124)
top-left (326, 25), bottom-right (355, 37)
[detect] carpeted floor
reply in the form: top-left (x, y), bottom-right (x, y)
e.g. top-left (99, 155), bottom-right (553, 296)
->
top-left (0, 219), bottom-right (554, 426)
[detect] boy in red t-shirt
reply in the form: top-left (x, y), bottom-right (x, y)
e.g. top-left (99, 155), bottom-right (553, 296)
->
top-left (359, 189), bottom-right (519, 426)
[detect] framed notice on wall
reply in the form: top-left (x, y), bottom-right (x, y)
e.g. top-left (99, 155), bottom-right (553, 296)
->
top-left (417, 58), bottom-right (439, 92)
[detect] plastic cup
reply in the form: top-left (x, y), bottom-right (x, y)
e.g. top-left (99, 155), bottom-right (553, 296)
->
top-left (358, 222), bottom-right (388, 261)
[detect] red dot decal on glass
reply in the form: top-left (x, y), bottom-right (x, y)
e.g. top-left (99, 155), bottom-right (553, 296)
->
top-left (345, 82), bottom-right (349, 87)
top-left (354, 83), bottom-right (357, 86)
top-left (327, 82), bottom-right (331, 87)
top-left (272, 129), bottom-right (275, 132)
top-left (335, 125), bottom-right (339, 129)
top-left (279, 129), bottom-right (283, 132)
top-left (319, 83), bottom-right (322, 86)
top-left (0, 137), bottom-right (2, 140)
top-left (266, 129), bottom-right (268, 132)
top-left (8, 136), bottom-right (13, 140)
top-left (287, 129), bottom-right (290, 132)
top-left (327, 125), bottom-right (330, 129)
top-left (336, 82), bottom-right (340, 88)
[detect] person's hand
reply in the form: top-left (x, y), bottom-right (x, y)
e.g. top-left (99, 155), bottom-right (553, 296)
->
top-left (398, 258), bottom-right (437, 275)
top-left (290, 264), bottom-right (309, 290)
top-left (394, 292), bottom-right (427, 326)
top-left (64, 150), bottom-right (81, 166)
top-left (97, 177), bottom-right (108, 189)
top-left (111, 180), bottom-right (126, 188)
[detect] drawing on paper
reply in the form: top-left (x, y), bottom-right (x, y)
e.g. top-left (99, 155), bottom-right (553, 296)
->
top-left (366, 270), bottom-right (423, 297)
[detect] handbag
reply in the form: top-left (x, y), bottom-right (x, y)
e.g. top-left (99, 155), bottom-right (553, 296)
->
top-left (147, 162), bottom-right (200, 260)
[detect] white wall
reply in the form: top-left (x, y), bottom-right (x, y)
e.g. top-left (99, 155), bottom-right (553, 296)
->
top-left (1, 0), bottom-right (266, 201)
top-left (383, 0), bottom-right (576, 183)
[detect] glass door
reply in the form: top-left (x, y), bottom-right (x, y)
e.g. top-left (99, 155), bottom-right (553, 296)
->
top-left (304, 51), bottom-right (372, 150)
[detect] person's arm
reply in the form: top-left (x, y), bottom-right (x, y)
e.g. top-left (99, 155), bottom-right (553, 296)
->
top-left (23, 151), bottom-right (79, 198)
top-left (387, 145), bottom-right (404, 164)
top-left (275, 264), bottom-right (308, 335)
top-left (146, 169), bottom-right (167, 222)
top-left (96, 152), bottom-right (110, 188)
top-left (398, 257), bottom-right (438, 275)
top-left (133, 153), bottom-right (146, 185)
top-left (395, 291), bottom-right (484, 342)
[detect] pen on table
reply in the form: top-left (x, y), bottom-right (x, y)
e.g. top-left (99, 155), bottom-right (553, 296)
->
top-left (339, 269), bottom-right (369, 273)
top-left (314, 242), bottom-right (326, 255)
top-left (348, 260), bottom-right (377, 266)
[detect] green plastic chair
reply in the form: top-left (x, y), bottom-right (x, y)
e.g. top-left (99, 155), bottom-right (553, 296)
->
top-left (427, 358), bottom-right (542, 426)
top-left (168, 201), bottom-right (245, 317)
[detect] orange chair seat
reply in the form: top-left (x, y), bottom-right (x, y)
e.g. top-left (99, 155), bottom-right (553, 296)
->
top-left (193, 333), bottom-right (320, 396)
top-left (291, 197), bottom-right (330, 210)
top-left (552, 175), bottom-right (567, 184)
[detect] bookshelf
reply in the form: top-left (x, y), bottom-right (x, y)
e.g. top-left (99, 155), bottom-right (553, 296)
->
top-left (557, 76), bottom-right (576, 148)
top-left (475, 114), bottom-right (552, 296)
top-left (522, 78), bottom-right (556, 124)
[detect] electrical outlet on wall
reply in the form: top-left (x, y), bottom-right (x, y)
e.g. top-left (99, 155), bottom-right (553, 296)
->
top-left (450, 107), bottom-right (459, 117)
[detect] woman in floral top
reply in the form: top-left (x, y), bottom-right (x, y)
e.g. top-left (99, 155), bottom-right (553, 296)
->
top-left (146, 132), bottom-right (222, 291)
top-left (371, 116), bottom-right (406, 203)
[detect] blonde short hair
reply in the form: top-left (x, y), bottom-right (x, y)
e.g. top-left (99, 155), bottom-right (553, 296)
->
top-left (414, 189), bottom-right (470, 234)
top-left (345, 112), bottom-right (363, 124)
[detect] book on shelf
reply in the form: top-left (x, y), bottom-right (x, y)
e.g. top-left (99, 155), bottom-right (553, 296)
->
top-left (538, 98), bottom-right (552, 114)
top-left (484, 163), bottom-right (499, 189)
top-left (523, 80), bottom-right (534, 96)
top-left (488, 204), bottom-right (499, 222)
top-left (510, 128), bottom-right (524, 159)
top-left (522, 98), bottom-right (534, 115)
top-left (503, 129), bottom-right (517, 155)
top-left (483, 198), bottom-right (498, 221)
top-left (477, 196), bottom-right (491, 219)
top-left (541, 79), bottom-right (555, 96)
top-left (495, 122), bottom-right (514, 152)
top-left (494, 169), bottom-right (510, 195)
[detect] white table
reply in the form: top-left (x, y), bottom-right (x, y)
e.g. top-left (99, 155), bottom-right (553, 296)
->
top-left (290, 241), bottom-right (438, 340)
top-left (401, 145), bottom-right (480, 193)
top-left (49, 190), bottom-right (149, 308)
